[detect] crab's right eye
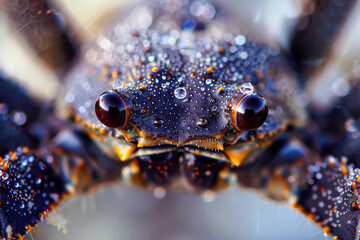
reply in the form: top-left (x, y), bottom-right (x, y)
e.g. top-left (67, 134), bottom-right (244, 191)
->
top-left (231, 94), bottom-right (268, 132)
top-left (95, 90), bottom-right (131, 129)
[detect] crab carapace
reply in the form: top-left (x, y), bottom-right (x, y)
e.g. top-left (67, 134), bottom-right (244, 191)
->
top-left (1, 0), bottom-right (360, 239)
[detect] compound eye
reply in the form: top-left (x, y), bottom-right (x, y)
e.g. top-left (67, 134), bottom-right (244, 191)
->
top-left (233, 94), bottom-right (268, 131)
top-left (95, 90), bottom-right (131, 129)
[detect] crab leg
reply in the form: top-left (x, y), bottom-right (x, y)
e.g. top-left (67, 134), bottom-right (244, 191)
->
top-left (289, 0), bottom-right (357, 78)
top-left (0, 0), bottom-right (80, 76)
top-left (0, 72), bottom-right (42, 155)
top-left (294, 156), bottom-right (360, 240)
top-left (0, 128), bottom-right (126, 240)
top-left (235, 132), bottom-right (360, 239)
top-left (0, 73), bottom-right (125, 239)
top-left (0, 134), bottom-right (126, 239)
top-left (236, 133), bottom-right (319, 201)
top-left (0, 147), bottom-right (68, 239)
top-left (0, 74), bottom-right (66, 239)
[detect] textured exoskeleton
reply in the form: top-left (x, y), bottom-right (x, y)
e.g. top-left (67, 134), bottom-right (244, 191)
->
top-left (1, 0), bottom-right (360, 239)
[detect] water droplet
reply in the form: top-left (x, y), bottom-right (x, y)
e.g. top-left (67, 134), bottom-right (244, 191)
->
top-left (240, 82), bottom-right (254, 94)
top-left (65, 93), bottom-right (75, 103)
top-left (312, 194), bottom-right (318, 200)
top-left (174, 87), bottom-right (187, 99)
top-left (39, 162), bottom-right (46, 170)
top-left (346, 119), bottom-right (359, 132)
top-left (12, 112), bottom-right (26, 126)
top-left (345, 118), bottom-right (360, 139)
top-left (332, 78), bottom-right (350, 97)
top-left (154, 118), bottom-right (164, 127)
top-left (112, 79), bottom-right (123, 91)
top-left (79, 106), bottom-right (86, 114)
top-left (148, 56), bottom-right (155, 62)
top-left (287, 175), bottom-right (295, 183)
top-left (190, 1), bottom-right (203, 16)
top-left (2, 172), bottom-right (9, 180)
top-left (153, 187), bottom-right (166, 199)
top-left (240, 51), bottom-right (248, 59)
top-left (203, 4), bottom-right (216, 19)
top-left (28, 201), bottom-right (34, 209)
top-left (0, 103), bottom-right (8, 114)
top-left (235, 35), bottom-right (246, 45)
top-left (206, 79), bottom-right (212, 85)
top-left (19, 203), bottom-right (25, 209)
top-left (28, 156), bottom-right (35, 163)
top-left (275, 106), bottom-right (283, 115)
top-left (137, 12), bottom-right (152, 29)
top-left (197, 118), bottom-right (209, 128)
top-left (14, 182), bottom-right (20, 188)
top-left (50, 193), bottom-right (60, 202)
top-left (36, 178), bottom-right (42, 184)
top-left (316, 172), bottom-right (322, 180)
top-left (46, 156), bottom-right (53, 164)
top-left (97, 36), bottom-right (113, 50)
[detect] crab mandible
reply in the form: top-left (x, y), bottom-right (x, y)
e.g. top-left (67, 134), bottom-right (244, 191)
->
top-left (1, 0), bottom-right (360, 239)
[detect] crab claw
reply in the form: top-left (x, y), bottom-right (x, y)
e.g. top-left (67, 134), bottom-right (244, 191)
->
top-left (293, 156), bottom-right (360, 240)
top-left (0, 147), bottom-right (68, 240)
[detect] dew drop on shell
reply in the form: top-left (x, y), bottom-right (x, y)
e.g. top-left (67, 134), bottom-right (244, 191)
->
top-left (197, 118), bottom-right (209, 128)
top-left (174, 87), bottom-right (187, 99)
top-left (2, 172), bottom-right (9, 180)
top-left (154, 118), bottom-right (164, 127)
top-left (240, 82), bottom-right (254, 94)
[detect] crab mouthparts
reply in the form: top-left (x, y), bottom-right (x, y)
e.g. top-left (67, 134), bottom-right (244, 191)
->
top-left (109, 139), bottom-right (260, 167)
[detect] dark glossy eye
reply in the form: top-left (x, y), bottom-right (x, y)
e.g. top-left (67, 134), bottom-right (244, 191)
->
top-left (232, 94), bottom-right (268, 131)
top-left (95, 90), bottom-right (131, 129)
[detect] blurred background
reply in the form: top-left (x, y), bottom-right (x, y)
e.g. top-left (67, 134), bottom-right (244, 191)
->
top-left (1, 0), bottom-right (360, 239)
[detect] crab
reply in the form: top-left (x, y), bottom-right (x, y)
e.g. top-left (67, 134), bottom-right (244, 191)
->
top-left (1, 0), bottom-right (360, 239)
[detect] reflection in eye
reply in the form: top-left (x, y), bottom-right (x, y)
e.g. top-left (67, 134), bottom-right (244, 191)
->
top-left (95, 90), bottom-right (131, 129)
top-left (233, 94), bottom-right (268, 131)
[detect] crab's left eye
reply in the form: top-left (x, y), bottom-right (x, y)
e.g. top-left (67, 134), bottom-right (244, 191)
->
top-left (95, 90), bottom-right (131, 129)
top-left (232, 94), bottom-right (268, 131)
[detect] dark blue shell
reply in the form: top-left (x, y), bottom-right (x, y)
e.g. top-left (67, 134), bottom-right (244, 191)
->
top-left (61, 0), bottom-right (304, 150)
top-left (0, 148), bottom-right (66, 238)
